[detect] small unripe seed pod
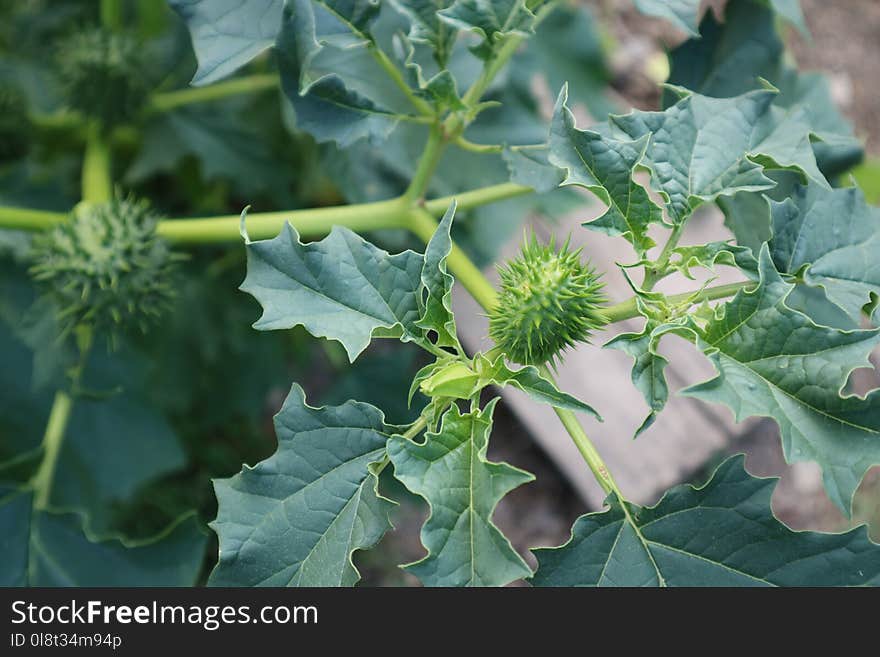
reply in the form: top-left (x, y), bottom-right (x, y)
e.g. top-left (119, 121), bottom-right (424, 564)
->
top-left (29, 197), bottom-right (182, 341)
top-left (489, 233), bottom-right (607, 366)
top-left (57, 28), bottom-right (149, 128)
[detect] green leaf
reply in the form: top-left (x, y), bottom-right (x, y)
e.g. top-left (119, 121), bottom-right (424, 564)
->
top-left (610, 87), bottom-right (821, 223)
top-left (532, 455), bottom-right (880, 586)
top-left (209, 384), bottom-right (393, 586)
top-left (605, 328), bottom-right (670, 437)
top-left (387, 399), bottom-right (533, 586)
top-left (126, 101), bottom-right (289, 197)
top-left (502, 146), bottom-right (564, 195)
top-left (633, 0), bottom-right (701, 36)
top-left (769, 183), bottom-right (880, 323)
top-left (390, 0), bottom-right (457, 66)
top-left (277, 0), bottom-right (397, 147)
top-left (0, 488), bottom-right (206, 586)
top-left (634, 0), bottom-right (806, 38)
top-left (474, 354), bottom-right (602, 418)
top-left (169, 0), bottom-right (284, 85)
top-left (171, 0), bottom-right (382, 85)
top-left (417, 202), bottom-right (462, 350)
top-left (763, 0), bottom-right (808, 36)
top-left (438, 0), bottom-right (535, 52)
top-left (682, 248), bottom-right (880, 515)
top-left (240, 220), bottom-right (424, 361)
top-left (53, 394), bottom-right (187, 534)
top-left (666, 1), bottom-right (861, 179)
top-left (549, 85), bottom-right (663, 256)
top-left (670, 241), bottom-right (759, 280)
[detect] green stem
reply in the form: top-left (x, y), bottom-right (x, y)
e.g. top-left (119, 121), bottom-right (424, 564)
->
top-left (0, 206), bottom-right (66, 231)
top-left (82, 123), bottom-right (113, 204)
top-left (424, 182), bottom-right (533, 215)
top-left (404, 126), bottom-right (447, 202)
top-left (158, 197), bottom-right (410, 244)
top-left (100, 0), bottom-right (123, 31)
top-left (602, 281), bottom-right (751, 324)
top-left (454, 136), bottom-right (504, 154)
top-left (0, 182), bottom-right (535, 239)
top-left (31, 328), bottom-right (93, 510)
top-left (150, 74), bottom-right (278, 113)
top-left (642, 222), bottom-right (684, 290)
top-left (545, 382), bottom-right (619, 497)
top-left (402, 415), bottom-right (429, 441)
top-left (368, 44), bottom-right (434, 117)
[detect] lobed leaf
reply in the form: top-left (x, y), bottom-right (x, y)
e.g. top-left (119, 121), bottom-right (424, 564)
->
top-left (438, 0), bottom-right (535, 56)
top-left (417, 202), bottom-right (462, 350)
top-left (611, 87), bottom-right (821, 223)
top-left (474, 354), bottom-right (602, 418)
top-left (0, 487), bottom-right (206, 586)
top-left (387, 399), bottom-right (533, 586)
top-left (605, 328), bottom-right (670, 437)
top-left (209, 384), bottom-right (394, 586)
top-left (549, 85), bottom-right (663, 256)
top-left (240, 220), bottom-right (425, 361)
top-left (769, 183), bottom-right (880, 323)
top-left (682, 248), bottom-right (880, 515)
top-left (532, 455), bottom-right (880, 586)
top-left (390, 0), bottom-right (457, 66)
top-left (170, 0), bottom-right (284, 85)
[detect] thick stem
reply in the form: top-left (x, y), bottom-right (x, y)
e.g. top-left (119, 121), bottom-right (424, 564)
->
top-left (404, 126), bottom-right (447, 202)
top-left (602, 281), bottom-right (751, 324)
top-left (0, 207), bottom-right (66, 231)
top-left (158, 197), bottom-right (410, 243)
top-left (0, 182), bottom-right (535, 239)
top-left (30, 328), bottom-right (93, 510)
top-left (544, 376), bottom-right (619, 497)
top-left (424, 182), bottom-right (533, 215)
top-left (82, 123), bottom-right (113, 204)
top-left (100, 0), bottom-right (123, 31)
top-left (150, 74), bottom-right (278, 113)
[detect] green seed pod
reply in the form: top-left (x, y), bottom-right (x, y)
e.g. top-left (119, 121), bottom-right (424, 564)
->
top-left (57, 28), bottom-right (149, 127)
top-left (29, 197), bottom-right (181, 340)
top-left (419, 362), bottom-right (481, 399)
top-left (0, 84), bottom-right (31, 163)
top-left (488, 233), bottom-right (607, 366)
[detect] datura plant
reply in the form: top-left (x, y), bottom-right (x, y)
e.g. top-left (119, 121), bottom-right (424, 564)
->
top-left (1, 0), bottom-right (879, 587)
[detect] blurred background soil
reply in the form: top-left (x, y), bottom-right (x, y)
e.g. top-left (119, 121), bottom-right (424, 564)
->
top-left (357, 0), bottom-right (880, 585)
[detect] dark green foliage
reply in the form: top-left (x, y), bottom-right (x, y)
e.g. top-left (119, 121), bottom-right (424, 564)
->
top-left (57, 28), bottom-right (149, 127)
top-left (0, 85), bottom-right (31, 162)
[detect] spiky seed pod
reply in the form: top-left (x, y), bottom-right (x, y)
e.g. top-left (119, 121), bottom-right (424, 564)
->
top-left (0, 84), bottom-right (31, 163)
top-left (57, 28), bottom-right (149, 128)
top-left (29, 198), bottom-right (182, 341)
top-left (489, 233), bottom-right (607, 367)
